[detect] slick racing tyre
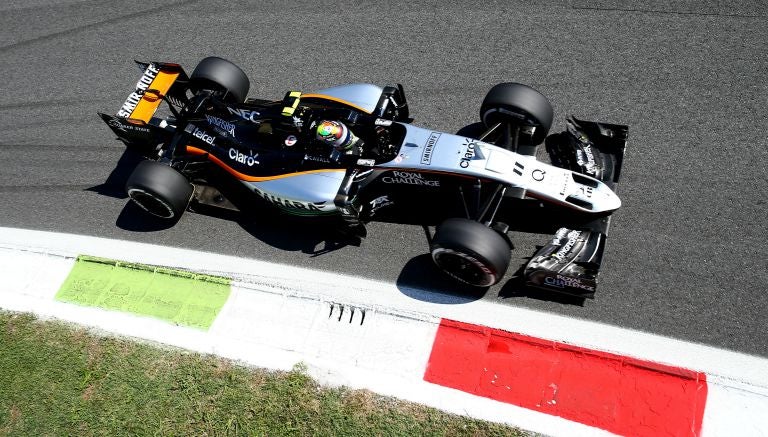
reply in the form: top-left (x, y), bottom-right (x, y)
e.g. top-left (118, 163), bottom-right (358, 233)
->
top-left (190, 57), bottom-right (250, 103)
top-left (480, 82), bottom-right (553, 145)
top-left (125, 161), bottom-right (193, 219)
top-left (430, 218), bottom-right (511, 287)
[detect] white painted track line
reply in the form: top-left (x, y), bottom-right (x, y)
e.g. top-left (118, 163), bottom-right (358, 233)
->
top-left (2, 226), bottom-right (766, 385)
top-left (2, 226), bottom-right (768, 435)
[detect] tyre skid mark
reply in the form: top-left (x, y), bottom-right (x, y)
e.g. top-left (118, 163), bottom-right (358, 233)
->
top-left (0, 0), bottom-right (204, 53)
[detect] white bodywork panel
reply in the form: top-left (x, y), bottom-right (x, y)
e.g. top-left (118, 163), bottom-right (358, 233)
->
top-left (375, 124), bottom-right (621, 213)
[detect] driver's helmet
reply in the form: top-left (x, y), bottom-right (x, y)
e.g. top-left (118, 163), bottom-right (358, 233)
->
top-left (315, 120), bottom-right (357, 151)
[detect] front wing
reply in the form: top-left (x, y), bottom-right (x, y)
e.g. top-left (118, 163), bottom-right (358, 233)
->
top-left (523, 118), bottom-right (629, 298)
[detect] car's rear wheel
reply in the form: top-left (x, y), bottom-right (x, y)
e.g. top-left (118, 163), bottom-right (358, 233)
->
top-left (480, 82), bottom-right (553, 146)
top-left (190, 57), bottom-right (250, 103)
top-left (125, 161), bottom-right (193, 219)
top-left (430, 218), bottom-right (511, 287)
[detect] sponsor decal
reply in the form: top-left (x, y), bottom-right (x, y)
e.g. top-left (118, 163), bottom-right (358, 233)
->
top-left (284, 135), bottom-right (298, 147)
top-left (532, 169), bottom-right (545, 181)
top-left (576, 144), bottom-right (597, 175)
top-left (382, 171), bottom-right (439, 187)
top-left (205, 115), bottom-right (235, 136)
top-left (134, 64), bottom-right (160, 92)
top-left (356, 158), bottom-right (375, 166)
top-left (368, 195), bottom-right (394, 217)
top-left (304, 154), bottom-right (331, 164)
top-left (188, 125), bottom-right (216, 145)
top-left (544, 274), bottom-right (595, 292)
top-left (108, 118), bottom-right (126, 132)
top-left (117, 93), bottom-right (142, 118)
top-left (258, 191), bottom-right (328, 212)
top-left (421, 132), bottom-right (440, 165)
top-left (116, 64), bottom-right (161, 118)
top-left (229, 148), bottom-right (259, 166)
top-left (374, 118), bottom-right (393, 126)
top-left (226, 107), bottom-right (261, 123)
top-left (108, 118), bottom-right (151, 133)
top-left (292, 116), bottom-right (304, 129)
top-left (551, 227), bottom-right (568, 244)
top-left (459, 138), bottom-right (479, 168)
top-left (551, 229), bottom-right (582, 261)
top-left (560, 175), bottom-right (569, 196)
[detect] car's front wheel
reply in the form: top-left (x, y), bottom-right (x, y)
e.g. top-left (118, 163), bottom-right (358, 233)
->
top-left (125, 161), bottom-right (193, 220)
top-left (430, 218), bottom-right (512, 287)
top-left (480, 82), bottom-right (554, 147)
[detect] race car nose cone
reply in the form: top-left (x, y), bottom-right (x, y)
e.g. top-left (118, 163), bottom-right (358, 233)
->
top-left (606, 192), bottom-right (622, 211)
top-left (595, 186), bottom-right (622, 212)
top-left (562, 173), bottom-right (622, 213)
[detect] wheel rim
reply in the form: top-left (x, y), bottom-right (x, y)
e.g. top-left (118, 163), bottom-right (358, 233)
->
top-left (128, 188), bottom-right (175, 219)
top-left (431, 248), bottom-right (496, 287)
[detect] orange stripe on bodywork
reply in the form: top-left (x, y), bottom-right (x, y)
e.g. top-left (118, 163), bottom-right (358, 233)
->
top-left (300, 93), bottom-right (373, 114)
top-left (186, 146), bottom-right (344, 182)
top-left (130, 70), bottom-right (180, 123)
top-left (187, 146), bottom-right (482, 184)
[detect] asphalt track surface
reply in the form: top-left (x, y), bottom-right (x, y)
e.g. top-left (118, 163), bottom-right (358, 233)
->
top-left (1, 1), bottom-right (766, 356)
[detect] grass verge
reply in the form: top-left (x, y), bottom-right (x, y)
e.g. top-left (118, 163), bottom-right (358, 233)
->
top-left (0, 312), bottom-right (527, 436)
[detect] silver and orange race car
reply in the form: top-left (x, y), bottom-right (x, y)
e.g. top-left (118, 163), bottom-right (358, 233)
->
top-left (99, 57), bottom-right (629, 297)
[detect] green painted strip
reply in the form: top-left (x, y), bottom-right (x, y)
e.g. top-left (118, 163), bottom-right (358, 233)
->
top-left (55, 256), bottom-right (231, 330)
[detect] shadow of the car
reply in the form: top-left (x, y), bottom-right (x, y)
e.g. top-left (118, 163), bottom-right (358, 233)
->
top-left (116, 201), bottom-right (180, 232)
top-left (499, 281), bottom-right (588, 306)
top-left (86, 147), bottom-right (145, 199)
top-left (395, 254), bottom-right (488, 304)
top-left (396, 251), bottom-right (587, 307)
top-left (497, 262), bottom-right (587, 307)
top-left (237, 214), bottom-right (361, 255)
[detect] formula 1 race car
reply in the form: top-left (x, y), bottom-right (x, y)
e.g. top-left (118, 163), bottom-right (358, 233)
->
top-left (99, 57), bottom-right (628, 297)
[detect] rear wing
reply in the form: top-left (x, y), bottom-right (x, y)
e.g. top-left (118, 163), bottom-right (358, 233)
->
top-left (99, 61), bottom-right (190, 149)
top-left (115, 61), bottom-right (189, 123)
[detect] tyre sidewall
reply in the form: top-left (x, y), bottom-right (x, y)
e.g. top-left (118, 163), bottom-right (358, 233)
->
top-left (480, 82), bottom-right (554, 145)
top-left (430, 218), bottom-right (511, 287)
top-left (125, 161), bottom-right (193, 219)
top-left (190, 57), bottom-right (250, 103)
